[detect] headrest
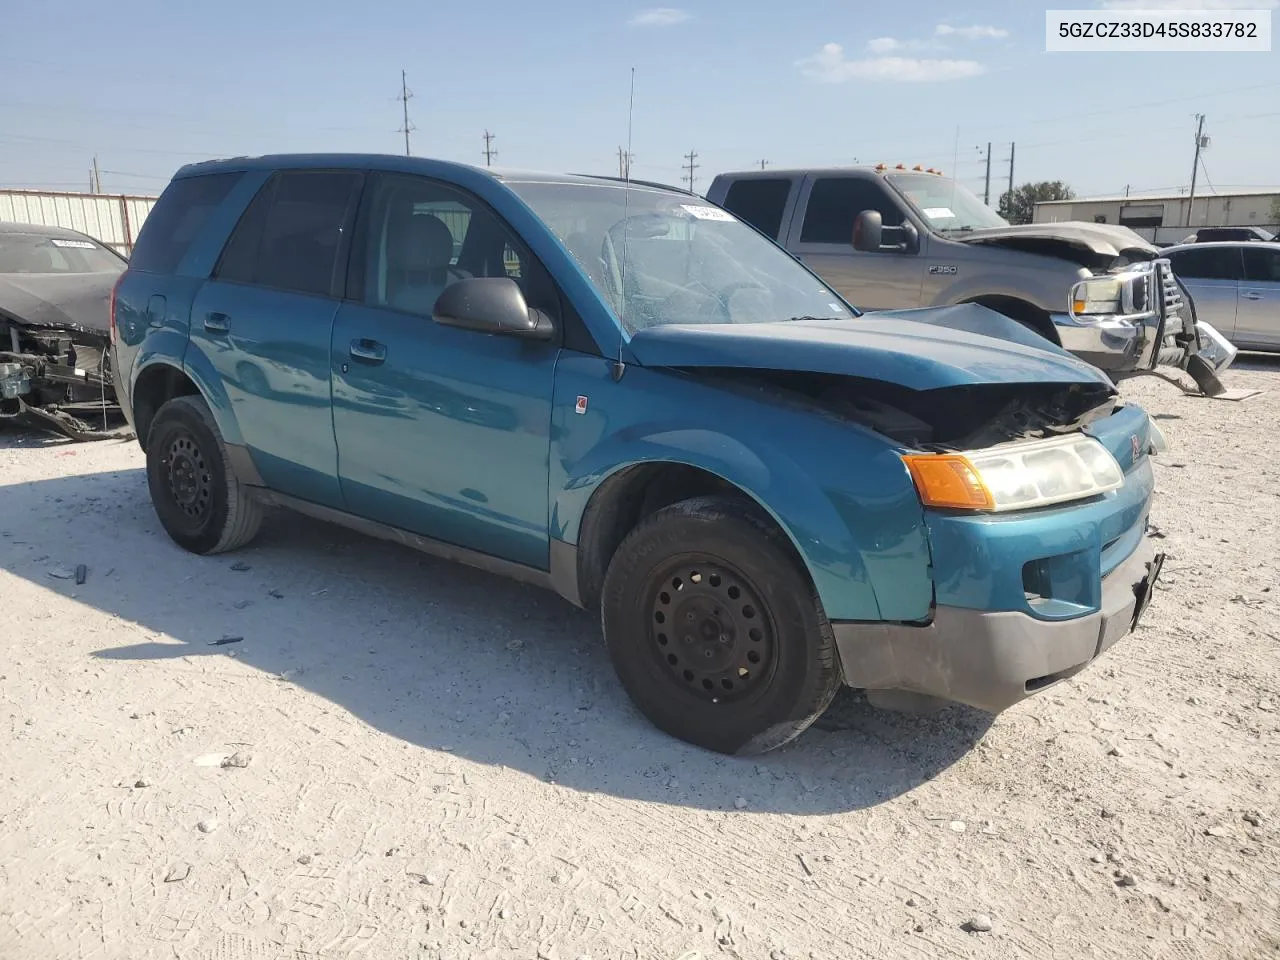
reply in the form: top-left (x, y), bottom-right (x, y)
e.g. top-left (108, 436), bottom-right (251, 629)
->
top-left (387, 213), bottom-right (455, 272)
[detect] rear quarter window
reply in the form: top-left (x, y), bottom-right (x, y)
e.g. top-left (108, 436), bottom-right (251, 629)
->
top-left (720, 179), bottom-right (793, 240)
top-left (129, 172), bottom-right (243, 274)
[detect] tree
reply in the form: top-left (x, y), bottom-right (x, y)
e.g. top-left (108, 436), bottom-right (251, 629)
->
top-left (997, 181), bottom-right (1075, 225)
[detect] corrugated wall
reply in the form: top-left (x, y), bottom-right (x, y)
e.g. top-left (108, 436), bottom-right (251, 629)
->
top-left (0, 189), bottom-right (157, 255)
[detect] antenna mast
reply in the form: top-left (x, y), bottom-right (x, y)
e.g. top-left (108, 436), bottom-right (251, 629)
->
top-left (397, 70), bottom-right (415, 156)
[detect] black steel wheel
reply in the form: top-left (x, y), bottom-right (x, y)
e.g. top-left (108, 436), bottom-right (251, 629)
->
top-left (601, 495), bottom-right (842, 755)
top-left (146, 395), bottom-right (262, 555)
top-left (646, 560), bottom-right (778, 704)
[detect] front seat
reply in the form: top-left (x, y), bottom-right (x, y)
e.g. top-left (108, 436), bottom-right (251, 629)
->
top-left (384, 213), bottom-right (459, 315)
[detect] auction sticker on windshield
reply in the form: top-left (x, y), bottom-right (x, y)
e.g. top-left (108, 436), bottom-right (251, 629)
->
top-left (922, 207), bottom-right (956, 220)
top-left (680, 204), bottom-right (736, 221)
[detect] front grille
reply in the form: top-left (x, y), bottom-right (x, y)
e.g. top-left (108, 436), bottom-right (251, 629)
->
top-left (1155, 259), bottom-right (1191, 334)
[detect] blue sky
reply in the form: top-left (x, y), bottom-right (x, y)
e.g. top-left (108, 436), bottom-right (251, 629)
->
top-left (2, 0), bottom-right (1277, 201)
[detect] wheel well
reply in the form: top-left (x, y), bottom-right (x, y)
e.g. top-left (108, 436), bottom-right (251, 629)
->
top-left (967, 295), bottom-right (1060, 346)
top-left (132, 364), bottom-right (199, 450)
top-left (575, 463), bottom-right (787, 611)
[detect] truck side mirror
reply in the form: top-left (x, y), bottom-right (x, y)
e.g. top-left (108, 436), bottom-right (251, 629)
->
top-left (853, 210), bottom-right (883, 252)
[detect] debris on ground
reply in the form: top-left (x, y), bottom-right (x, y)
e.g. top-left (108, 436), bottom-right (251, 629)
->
top-left (209, 636), bottom-right (243, 646)
top-left (163, 863), bottom-right (191, 883)
top-left (963, 915), bottom-right (994, 933)
top-left (220, 752), bottom-right (251, 769)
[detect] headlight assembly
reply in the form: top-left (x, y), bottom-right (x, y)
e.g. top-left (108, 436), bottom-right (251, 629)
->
top-left (903, 434), bottom-right (1124, 512)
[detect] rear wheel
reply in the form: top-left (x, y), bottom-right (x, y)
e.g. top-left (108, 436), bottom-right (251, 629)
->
top-left (145, 395), bottom-right (262, 555)
top-left (600, 495), bottom-right (842, 755)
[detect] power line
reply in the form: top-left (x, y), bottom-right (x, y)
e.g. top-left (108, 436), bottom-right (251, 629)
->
top-left (682, 149), bottom-right (699, 192)
top-left (397, 69), bottom-right (415, 157)
top-left (482, 130), bottom-right (497, 167)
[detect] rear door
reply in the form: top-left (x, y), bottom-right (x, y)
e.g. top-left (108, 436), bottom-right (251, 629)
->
top-left (783, 174), bottom-right (924, 310)
top-left (188, 170), bottom-right (363, 508)
top-left (1165, 245), bottom-right (1242, 340)
top-left (1237, 245), bottom-right (1280, 348)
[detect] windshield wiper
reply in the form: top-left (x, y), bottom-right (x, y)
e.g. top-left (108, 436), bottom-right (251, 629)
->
top-left (783, 315), bottom-right (846, 322)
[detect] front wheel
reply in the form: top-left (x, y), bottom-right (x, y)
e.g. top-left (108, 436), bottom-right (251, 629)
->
top-left (600, 496), bottom-right (842, 755)
top-left (145, 395), bottom-right (263, 555)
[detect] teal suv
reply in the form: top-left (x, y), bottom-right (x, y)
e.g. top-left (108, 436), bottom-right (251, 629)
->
top-left (110, 154), bottom-right (1165, 754)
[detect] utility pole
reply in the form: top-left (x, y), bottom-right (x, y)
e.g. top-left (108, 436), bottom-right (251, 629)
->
top-left (683, 149), bottom-right (699, 193)
top-left (397, 69), bottom-right (415, 157)
top-left (482, 130), bottom-right (497, 167)
top-left (92, 155), bottom-right (101, 194)
top-left (759, 159), bottom-right (769, 170)
top-left (1186, 113), bottom-right (1207, 227)
top-left (1124, 184), bottom-right (1130, 197)
top-left (1007, 141), bottom-right (1016, 204)
top-left (978, 142), bottom-right (992, 205)
top-left (617, 146), bottom-right (634, 179)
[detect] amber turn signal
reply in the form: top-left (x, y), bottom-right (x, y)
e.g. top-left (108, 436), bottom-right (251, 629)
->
top-left (902, 454), bottom-right (995, 510)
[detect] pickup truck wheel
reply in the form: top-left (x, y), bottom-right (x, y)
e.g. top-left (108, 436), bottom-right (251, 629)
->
top-left (601, 495), bottom-right (842, 755)
top-left (145, 395), bottom-right (262, 555)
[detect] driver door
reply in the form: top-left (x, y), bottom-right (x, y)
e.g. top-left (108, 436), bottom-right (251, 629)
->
top-left (783, 175), bottom-right (925, 310)
top-left (329, 173), bottom-right (561, 569)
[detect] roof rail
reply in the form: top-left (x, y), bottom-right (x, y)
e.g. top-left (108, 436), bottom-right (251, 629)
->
top-left (569, 173), bottom-right (697, 196)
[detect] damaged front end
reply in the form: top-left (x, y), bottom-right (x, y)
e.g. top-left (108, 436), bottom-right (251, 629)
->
top-left (1061, 257), bottom-right (1234, 395)
top-left (0, 316), bottom-right (133, 441)
top-left (957, 226), bottom-right (1233, 395)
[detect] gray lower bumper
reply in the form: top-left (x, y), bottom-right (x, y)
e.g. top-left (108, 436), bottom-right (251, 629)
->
top-left (833, 536), bottom-right (1163, 714)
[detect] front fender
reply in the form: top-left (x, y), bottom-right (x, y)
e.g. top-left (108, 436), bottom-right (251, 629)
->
top-left (549, 354), bottom-right (933, 623)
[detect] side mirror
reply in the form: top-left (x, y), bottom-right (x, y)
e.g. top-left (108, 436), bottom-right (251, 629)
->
top-left (432, 277), bottom-right (554, 341)
top-left (852, 210), bottom-right (883, 252)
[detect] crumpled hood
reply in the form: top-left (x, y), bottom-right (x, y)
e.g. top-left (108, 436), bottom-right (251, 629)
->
top-left (0, 273), bottom-right (118, 334)
top-left (628, 304), bottom-right (1115, 392)
top-left (953, 221), bottom-right (1158, 263)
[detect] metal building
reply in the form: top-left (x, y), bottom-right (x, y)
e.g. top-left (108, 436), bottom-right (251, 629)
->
top-left (1034, 187), bottom-right (1280, 245)
top-left (0, 189), bottom-right (157, 256)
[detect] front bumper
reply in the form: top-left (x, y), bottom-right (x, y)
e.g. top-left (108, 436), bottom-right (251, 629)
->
top-left (833, 535), bottom-right (1164, 714)
top-left (1051, 310), bottom-right (1155, 373)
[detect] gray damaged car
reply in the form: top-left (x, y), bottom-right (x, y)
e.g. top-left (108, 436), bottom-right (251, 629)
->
top-left (0, 222), bottom-right (132, 440)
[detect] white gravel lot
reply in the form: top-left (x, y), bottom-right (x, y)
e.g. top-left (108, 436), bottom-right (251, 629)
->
top-left (1, 362), bottom-right (1278, 960)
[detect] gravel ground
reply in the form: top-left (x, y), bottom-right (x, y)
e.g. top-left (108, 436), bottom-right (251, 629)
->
top-left (1, 361), bottom-right (1278, 960)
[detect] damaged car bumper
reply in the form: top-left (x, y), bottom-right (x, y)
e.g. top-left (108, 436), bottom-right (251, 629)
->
top-left (835, 535), bottom-right (1163, 713)
top-left (1048, 258), bottom-right (1239, 396)
top-left (1, 321), bottom-right (133, 440)
top-left (836, 406), bottom-right (1163, 713)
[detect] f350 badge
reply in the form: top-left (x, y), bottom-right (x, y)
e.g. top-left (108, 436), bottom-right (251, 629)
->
top-left (928, 264), bottom-right (958, 275)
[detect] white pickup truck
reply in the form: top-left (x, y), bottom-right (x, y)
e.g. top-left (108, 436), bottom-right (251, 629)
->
top-left (706, 165), bottom-right (1236, 392)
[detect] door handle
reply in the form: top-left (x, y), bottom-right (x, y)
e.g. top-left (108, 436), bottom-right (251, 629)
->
top-left (204, 312), bottom-right (231, 334)
top-left (348, 338), bottom-right (387, 364)
top-left (1242, 291), bottom-right (1263, 301)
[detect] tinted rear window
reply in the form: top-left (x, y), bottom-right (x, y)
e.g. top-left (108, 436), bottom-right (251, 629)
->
top-left (215, 171), bottom-right (362, 297)
top-left (1168, 246), bottom-right (1242, 281)
top-left (129, 172), bottom-right (242, 274)
top-left (720, 179), bottom-right (792, 240)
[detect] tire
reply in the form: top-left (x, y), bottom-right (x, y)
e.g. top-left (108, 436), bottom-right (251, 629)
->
top-left (600, 495), bottom-right (842, 755)
top-left (145, 395), bottom-right (262, 555)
